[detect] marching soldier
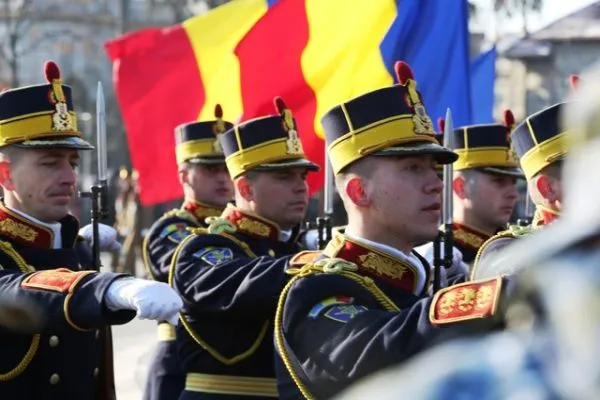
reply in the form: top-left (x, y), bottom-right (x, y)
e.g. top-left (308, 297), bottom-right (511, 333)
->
top-left (416, 114), bottom-right (522, 269)
top-left (0, 60), bottom-right (183, 399)
top-left (471, 101), bottom-right (569, 278)
top-left (169, 97), bottom-right (319, 399)
top-left (142, 106), bottom-right (234, 400)
top-left (332, 66), bottom-right (600, 400)
top-left (273, 61), bottom-right (514, 400)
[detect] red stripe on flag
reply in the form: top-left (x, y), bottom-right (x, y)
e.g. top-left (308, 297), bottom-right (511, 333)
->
top-left (105, 26), bottom-right (205, 206)
top-left (234, 0), bottom-right (324, 195)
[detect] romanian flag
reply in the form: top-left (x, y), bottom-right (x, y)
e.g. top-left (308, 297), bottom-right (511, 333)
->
top-left (105, 0), bottom-right (471, 206)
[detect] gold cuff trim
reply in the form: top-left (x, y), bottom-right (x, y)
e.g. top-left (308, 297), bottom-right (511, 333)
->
top-left (0, 111), bottom-right (79, 145)
top-left (519, 132), bottom-right (568, 179)
top-left (176, 138), bottom-right (222, 164)
top-left (185, 373), bottom-right (278, 397)
top-left (225, 138), bottom-right (309, 179)
top-left (327, 115), bottom-right (436, 174)
top-left (63, 271), bottom-right (97, 332)
top-left (453, 147), bottom-right (517, 170)
top-left (158, 322), bottom-right (176, 341)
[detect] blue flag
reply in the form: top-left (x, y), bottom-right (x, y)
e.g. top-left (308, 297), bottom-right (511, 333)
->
top-left (381, 0), bottom-right (472, 127)
top-left (470, 46), bottom-right (497, 124)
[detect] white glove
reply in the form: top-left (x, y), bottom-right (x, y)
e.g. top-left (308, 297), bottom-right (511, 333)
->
top-left (414, 242), bottom-right (463, 266)
top-left (104, 278), bottom-right (183, 325)
top-left (79, 223), bottom-right (121, 251)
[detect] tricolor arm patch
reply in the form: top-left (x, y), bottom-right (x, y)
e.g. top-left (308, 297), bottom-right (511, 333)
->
top-left (308, 296), bottom-right (368, 323)
top-left (429, 277), bottom-right (503, 325)
top-left (193, 247), bottom-right (234, 266)
top-left (160, 223), bottom-right (191, 244)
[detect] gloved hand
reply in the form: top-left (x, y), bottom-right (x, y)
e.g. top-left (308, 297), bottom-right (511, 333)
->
top-left (104, 278), bottom-right (183, 325)
top-left (79, 223), bottom-right (121, 251)
top-left (414, 242), bottom-right (469, 281)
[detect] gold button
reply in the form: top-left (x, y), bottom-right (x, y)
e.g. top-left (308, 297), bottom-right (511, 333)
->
top-left (93, 368), bottom-right (99, 378)
top-left (268, 249), bottom-right (275, 257)
top-left (50, 373), bottom-right (60, 385)
top-left (49, 336), bottom-right (59, 347)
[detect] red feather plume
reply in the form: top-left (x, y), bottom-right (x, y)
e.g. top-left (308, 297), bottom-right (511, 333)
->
top-left (214, 104), bottom-right (223, 119)
top-left (437, 117), bottom-right (445, 133)
top-left (44, 60), bottom-right (60, 82)
top-left (274, 96), bottom-right (286, 114)
top-left (394, 61), bottom-right (414, 85)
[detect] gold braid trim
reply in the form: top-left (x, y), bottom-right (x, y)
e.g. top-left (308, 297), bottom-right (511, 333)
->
top-left (141, 233), bottom-right (157, 281)
top-left (168, 231), bottom-right (264, 365)
top-left (0, 240), bottom-right (39, 381)
top-left (274, 258), bottom-right (401, 400)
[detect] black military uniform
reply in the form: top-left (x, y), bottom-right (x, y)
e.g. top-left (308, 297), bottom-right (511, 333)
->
top-left (472, 103), bottom-right (569, 279)
top-left (0, 61), bottom-right (136, 399)
top-left (170, 99), bottom-right (319, 399)
top-left (274, 61), bottom-right (512, 400)
top-left (142, 112), bottom-right (233, 400)
top-left (448, 122), bottom-right (524, 264)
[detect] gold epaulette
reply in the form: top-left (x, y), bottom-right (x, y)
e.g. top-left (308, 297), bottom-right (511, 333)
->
top-left (429, 277), bottom-right (503, 325)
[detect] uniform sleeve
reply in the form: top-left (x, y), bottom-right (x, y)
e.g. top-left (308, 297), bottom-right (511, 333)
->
top-left (471, 236), bottom-right (518, 280)
top-left (143, 216), bottom-right (196, 282)
top-left (281, 276), bottom-right (509, 398)
top-left (171, 232), bottom-right (291, 319)
top-left (0, 268), bottom-right (135, 334)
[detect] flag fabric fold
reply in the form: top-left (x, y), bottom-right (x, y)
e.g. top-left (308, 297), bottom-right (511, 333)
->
top-left (106, 0), bottom-right (472, 206)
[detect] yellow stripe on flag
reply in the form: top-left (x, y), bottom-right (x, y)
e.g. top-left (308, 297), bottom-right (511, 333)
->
top-left (183, 0), bottom-right (268, 122)
top-left (301, 0), bottom-right (397, 138)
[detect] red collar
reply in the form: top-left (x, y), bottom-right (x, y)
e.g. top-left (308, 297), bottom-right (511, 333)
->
top-left (322, 232), bottom-right (421, 292)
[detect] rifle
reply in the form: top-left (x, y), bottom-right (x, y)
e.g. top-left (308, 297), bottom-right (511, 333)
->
top-left (80, 81), bottom-right (109, 272)
top-left (317, 144), bottom-right (334, 249)
top-left (78, 81), bottom-right (114, 400)
top-left (433, 108), bottom-right (455, 293)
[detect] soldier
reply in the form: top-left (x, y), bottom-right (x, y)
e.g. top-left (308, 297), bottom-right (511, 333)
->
top-left (0, 61), bottom-right (183, 399)
top-left (114, 167), bottom-right (143, 275)
top-left (169, 97), bottom-right (319, 399)
top-left (273, 61), bottom-right (514, 400)
top-left (142, 106), bottom-right (234, 400)
top-left (416, 114), bottom-right (522, 268)
top-left (331, 67), bottom-right (600, 400)
top-left (471, 101), bottom-right (569, 278)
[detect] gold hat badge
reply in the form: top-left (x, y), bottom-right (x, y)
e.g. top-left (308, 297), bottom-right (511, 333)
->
top-left (504, 109), bottom-right (519, 164)
top-left (45, 61), bottom-right (73, 132)
top-left (396, 61), bottom-right (435, 136)
top-left (274, 96), bottom-right (303, 155)
top-left (212, 104), bottom-right (226, 153)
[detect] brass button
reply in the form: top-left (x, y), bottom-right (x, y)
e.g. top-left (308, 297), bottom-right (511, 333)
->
top-left (49, 336), bottom-right (59, 347)
top-left (93, 368), bottom-right (99, 378)
top-left (50, 373), bottom-right (60, 385)
top-left (268, 249), bottom-right (275, 257)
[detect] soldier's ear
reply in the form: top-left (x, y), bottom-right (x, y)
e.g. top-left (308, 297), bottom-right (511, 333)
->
top-left (345, 177), bottom-right (369, 207)
top-left (236, 176), bottom-right (253, 201)
top-left (535, 175), bottom-right (556, 202)
top-left (178, 168), bottom-right (188, 186)
top-left (452, 176), bottom-right (467, 198)
top-left (0, 159), bottom-right (13, 191)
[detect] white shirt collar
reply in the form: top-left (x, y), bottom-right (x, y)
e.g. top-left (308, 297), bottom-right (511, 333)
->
top-left (279, 229), bottom-right (292, 242)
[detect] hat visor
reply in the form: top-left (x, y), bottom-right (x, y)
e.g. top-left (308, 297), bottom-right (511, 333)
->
top-left (186, 156), bottom-right (226, 165)
top-left (480, 166), bottom-right (525, 178)
top-left (12, 136), bottom-right (94, 150)
top-left (250, 158), bottom-right (321, 172)
top-left (372, 141), bottom-right (458, 165)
